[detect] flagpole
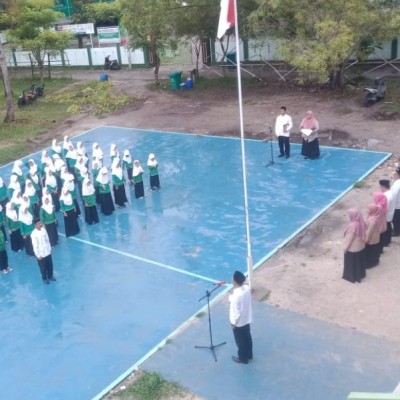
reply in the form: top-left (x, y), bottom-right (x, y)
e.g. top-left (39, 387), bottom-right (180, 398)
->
top-left (232, 0), bottom-right (254, 288)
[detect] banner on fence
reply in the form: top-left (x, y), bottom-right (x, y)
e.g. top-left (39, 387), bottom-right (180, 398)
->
top-left (97, 27), bottom-right (120, 44)
top-left (56, 23), bottom-right (95, 35)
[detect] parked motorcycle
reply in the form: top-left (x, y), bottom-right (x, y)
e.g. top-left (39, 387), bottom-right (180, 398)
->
top-left (362, 78), bottom-right (386, 107)
top-left (17, 90), bottom-right (35, 107)
top-left (29, 83), bottom-right (45, 97)
top-left (104, 55), bottom-right (120, 70)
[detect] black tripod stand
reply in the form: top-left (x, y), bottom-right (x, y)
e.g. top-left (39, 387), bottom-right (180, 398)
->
top-left (265, 126), bottom-right (282, 167)
top-left (194, 284), bottom-right (226, 362)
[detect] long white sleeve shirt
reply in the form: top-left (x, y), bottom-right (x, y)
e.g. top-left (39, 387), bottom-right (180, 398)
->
top-left (31, 227), bottom-right (51, 258)
top-left (383, 190), bottom-right (395, 222)
top-left (391, 179), bottom-right (400, 209)
top-left (229, 285), bottom-right (253, 327)
top-left (275, 114), bottom-right (293, 138)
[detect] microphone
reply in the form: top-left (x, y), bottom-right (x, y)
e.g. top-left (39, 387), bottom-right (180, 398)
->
top-left (213, 281), bottom-right (227, 286)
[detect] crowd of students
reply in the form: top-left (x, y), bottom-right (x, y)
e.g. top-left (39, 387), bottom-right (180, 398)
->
top-left (0, 136), bottom-right (161, 275)
top-left (342, 167), bottom-right (400, 283)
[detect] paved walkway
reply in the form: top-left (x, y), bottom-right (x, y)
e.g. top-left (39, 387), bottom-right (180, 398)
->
top-left (143, 299), bottom-right (400, 400)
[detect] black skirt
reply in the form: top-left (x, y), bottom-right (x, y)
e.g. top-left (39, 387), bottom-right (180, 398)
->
top-left (0, 250), bottom-right (9, 271)
top-left (150, 175), bottom-right (161, 190)
top-left (23, 235), bottom-right (35, 257)
top-left (51, 192), bottom-right (60, 212)
top-left (45, 222), bottom-right (59, 246)
top-left (84, 205), bottom-right (99, 224)
top-left (99, 192), bottom-right (115, 215)
top-left (134, 181), bottom-right (145, 199)
top-left (365, 243), bottom-right (380, 268)
top-left (381, 222), bottom-right (392, 247)
top-left (64, 208), bottom-right (80, 237)
top-left (113, 184), bottom-right (128, 206)
top-left (10, 229), bottom-right (24, 252)
top-left (342, 249), bottom-right (366, 283)
top-left (301, 138), bottom-right (320, 159)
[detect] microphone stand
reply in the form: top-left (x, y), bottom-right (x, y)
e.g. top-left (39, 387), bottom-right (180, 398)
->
top-left (194, 284), bottom-right (226, 362)
top-left (265, 125), bottom-right (282, 167)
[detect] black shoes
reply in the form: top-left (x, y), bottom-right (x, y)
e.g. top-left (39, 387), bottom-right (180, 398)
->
top-left (232, 356), bottom-right (248, 364)
top-left (49, 277), bottom-right (57, 281)
top-left (278, 154), bottom-right (284, 158)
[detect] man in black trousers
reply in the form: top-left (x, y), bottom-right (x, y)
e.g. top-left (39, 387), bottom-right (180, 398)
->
top-left (229, 271), bottom-right (253, 364)
top-left (31, 219), bottom-right (56, 284)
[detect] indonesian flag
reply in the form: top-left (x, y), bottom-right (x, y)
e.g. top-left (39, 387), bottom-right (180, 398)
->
top-left (217, 0), bottom-right (235, 39)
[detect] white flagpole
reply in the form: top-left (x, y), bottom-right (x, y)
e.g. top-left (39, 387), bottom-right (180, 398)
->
top-left (232, 0), bottom-right (254, 288)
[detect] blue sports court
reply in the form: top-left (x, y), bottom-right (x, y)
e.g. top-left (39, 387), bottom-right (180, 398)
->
top-left (0, 127), bottom-right (391, 399)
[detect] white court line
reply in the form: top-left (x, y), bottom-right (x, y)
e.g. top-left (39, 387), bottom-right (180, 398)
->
top-left (58, 233), bottom-right (217, 284)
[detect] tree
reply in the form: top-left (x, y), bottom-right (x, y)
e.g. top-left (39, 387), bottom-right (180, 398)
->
top-left (119, 0), bottom-right (177, 83)
top-left (6, 0), bottom-right (72, 83)
top-left (0, 39), bottom-right (15, 122)
top-left (174, 0), bottom-right (219, 77)
top-left (249, 0), bottom-right (400, 88)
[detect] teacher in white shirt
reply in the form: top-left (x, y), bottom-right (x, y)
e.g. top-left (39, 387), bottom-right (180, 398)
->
top-left (275, 106), bottom-right (293, 159)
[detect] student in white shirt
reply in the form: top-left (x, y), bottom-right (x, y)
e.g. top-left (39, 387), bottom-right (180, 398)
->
top-left (275, 106), bottom-right (293, 158)
top-left (31, 219), bottom-right (56, 285)
top-left (229, 271), bottom-right (253, 364)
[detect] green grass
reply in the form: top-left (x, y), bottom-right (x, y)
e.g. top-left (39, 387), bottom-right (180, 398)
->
top-left (116, 371), bottom-right (185, 400)
top-left (0, 77), bottom-right (75, 165)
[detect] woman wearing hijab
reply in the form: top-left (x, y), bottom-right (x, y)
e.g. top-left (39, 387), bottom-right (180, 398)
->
top-left (52, 154), bottom-right (65, 193)
top-left (92, 160), bottom-right (101, 205)
top-left (365, 204), bottom-right (382, 268)
top-left (0, 227), bottom-right (11, 274)
top-left (92, 142), bottom-right (104, 164)
top-left (51, 138), bottom-right (62, 159)
top-left (66, 144), bottom-right (78, 175)
top-left (7, 175), bottom-right (21, 200)
top-left (66, 173), bottom-right (81, 216)
top-left (147, 153), bottom-right (161, 191)
top-left (59, 186), bottom-right (80, 237)
top-left (74, 156), bottom-right (86, 198)
top-left (18, 205), bottom-right (35, 257)
top-left (40, 150), bottom-right (54, 178)
top-left (373, 191), bottom-right (388, 253)
top-left (82, 178), bottom-right (99, 225)
top-left (0, 177), bottom-right (9, 211)
top-left (110, 144), bottom-right (119, 162)
top-left (0, 203), bottom-right (8, 243)
top-left (112, 158), bottom-right (128, 208)
top-left (26, 165), bottom-right (42, 202)
top-left (96, 167), bottom-right (115, 215)
top-left (12, 159), bottom-right (25, 193)
top-left (6, 202), bottom-right (24, 252)
top-left (299, 110), bottom-right (320, 160)
top-left (11, 189), bottom-right (23, 212)
top-left (24, 179), bottom-right (40, 218)
top-left (133, 160), bottom-right (145, 199)
top-left (40, 194), bottom-right (58, 246)
top-left (342, 208), bottom-right (367, 283)
top-left (122, 150), bottom-right (134, 185)
top-left (45, 168), bottom-right (60, 212)
top-left (62, 135), bottom-right (71, 158)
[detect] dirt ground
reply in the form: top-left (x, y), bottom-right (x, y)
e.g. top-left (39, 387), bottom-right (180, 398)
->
top-left (39, 66), bottom-right (400, 398)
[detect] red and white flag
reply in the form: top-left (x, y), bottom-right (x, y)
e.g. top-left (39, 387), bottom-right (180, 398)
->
top-left (217, 0), bottom-right (235, 39)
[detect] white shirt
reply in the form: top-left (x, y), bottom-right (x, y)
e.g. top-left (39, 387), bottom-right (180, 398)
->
top-left (275, 114), bottom-right (293, 138)
top-left (383, 190), bottom-right (395, 222)
top-left (31, 228), bottom-right (51, 258)
top-left (229, 285), bottom-right (253, 327)
top-left (391, 179), bottom-right (400, 209)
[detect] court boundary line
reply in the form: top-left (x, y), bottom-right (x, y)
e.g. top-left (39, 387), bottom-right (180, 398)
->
top-left (253, 151), bottom-right (392, 269)
top-left (91, 283), bottom-right (231, 400)
top-left (59, 233), bottom-right (217, 284)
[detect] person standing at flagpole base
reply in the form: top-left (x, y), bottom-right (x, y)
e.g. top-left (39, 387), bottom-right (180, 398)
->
top-left (229, 270), bottom-right (253, 364)
top-left (275, 106), bottom-right (293, 158)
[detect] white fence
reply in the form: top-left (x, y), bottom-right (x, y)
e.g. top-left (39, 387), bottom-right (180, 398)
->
top-left (5, 46), bottom-right (146, 67)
